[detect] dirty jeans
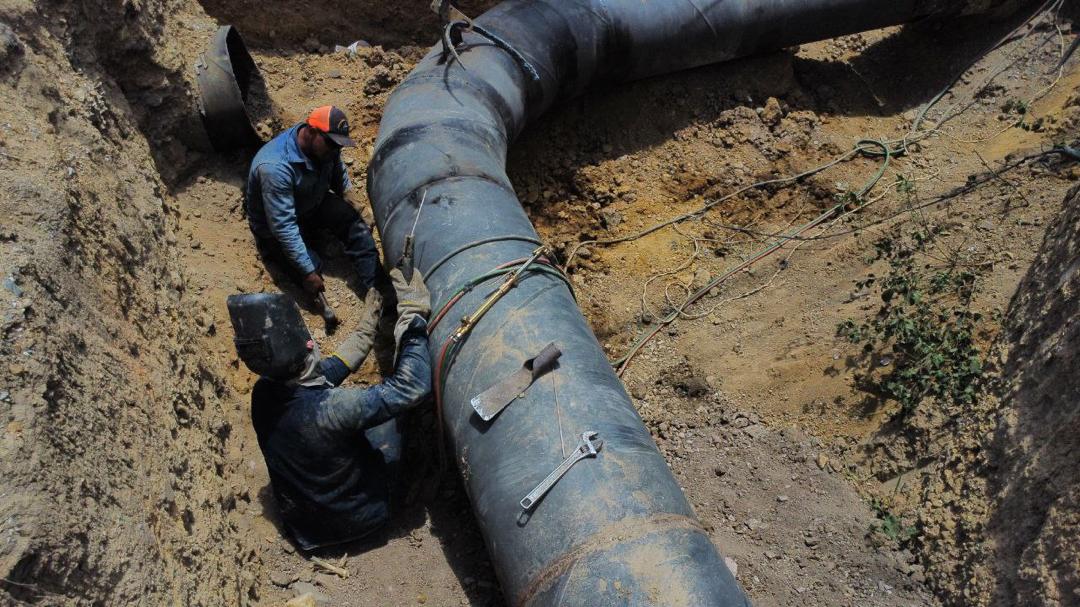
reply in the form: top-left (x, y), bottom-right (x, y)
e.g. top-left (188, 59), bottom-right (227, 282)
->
top-left (254, 193), bottom-right (379, 293)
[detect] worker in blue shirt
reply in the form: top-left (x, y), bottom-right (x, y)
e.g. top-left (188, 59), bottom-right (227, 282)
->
top-left (245, 105), bottom-right (379, 298)
top-left (226, 266), bottom-right (432, 550)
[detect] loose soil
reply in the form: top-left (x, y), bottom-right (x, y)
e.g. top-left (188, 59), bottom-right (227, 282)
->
top-left (1, 0), bottom-right (1078, 606)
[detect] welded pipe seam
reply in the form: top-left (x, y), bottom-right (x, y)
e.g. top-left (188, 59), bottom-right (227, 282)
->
top-left (422, 235), bottom-right (545, 282)
top-left (379, 173), bottom-right (520, 246)
top-left (515, 513), bottom-right (707, 606)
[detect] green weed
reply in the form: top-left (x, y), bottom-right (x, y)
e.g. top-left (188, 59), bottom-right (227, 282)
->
top-left (870, 497), bottom-right (917, 543)
top-left (838, 227), bottom-right (984, 419)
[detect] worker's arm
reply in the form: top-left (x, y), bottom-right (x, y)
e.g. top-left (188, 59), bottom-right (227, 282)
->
top-left (320, 318), bottom-right (432, 431)
top-left (319, 290), bottom-right (383, 387)
top-left (316, 357), bottom-right (350, 387)
top-left (259, 163), bottom-right (317, 275)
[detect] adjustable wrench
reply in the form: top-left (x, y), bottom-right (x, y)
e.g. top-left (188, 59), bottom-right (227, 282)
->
top-left (520, 431), bottom-right (602, 511)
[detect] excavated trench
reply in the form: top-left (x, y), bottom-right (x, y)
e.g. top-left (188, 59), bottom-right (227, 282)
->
top-left (2, 0), bottom-right (1078, 605)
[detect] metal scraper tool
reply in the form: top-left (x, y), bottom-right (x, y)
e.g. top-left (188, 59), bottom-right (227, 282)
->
top-left (470, 342), bottom-right (561, 421)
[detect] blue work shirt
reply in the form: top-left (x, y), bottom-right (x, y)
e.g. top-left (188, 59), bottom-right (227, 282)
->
top-left (251, 318), bottom-right (432, 551)
top-left (245, 123), bottom-right (352, 275)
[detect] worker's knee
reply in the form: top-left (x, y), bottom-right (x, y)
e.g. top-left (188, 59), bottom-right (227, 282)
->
top-left (345, 219), bottom-right (377, 253)
top-left (319, 194), bottom-right (363, 229)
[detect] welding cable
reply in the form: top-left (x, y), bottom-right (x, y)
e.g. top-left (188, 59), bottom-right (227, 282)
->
top-left (427, 254), bottom-right (572, 467)
top-left (613, 140), bottom-right (894, 375)
top-left (427, 258), bottom-right (573, 333)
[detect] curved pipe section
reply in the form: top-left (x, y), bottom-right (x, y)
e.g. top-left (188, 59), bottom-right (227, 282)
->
top-left (368, 1), bottom-right (968, 604)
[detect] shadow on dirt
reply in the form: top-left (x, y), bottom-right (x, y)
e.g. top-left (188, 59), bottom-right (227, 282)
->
top-left (507, 9), bottom-right (1043, 190)
top-left (194, 0), bottom-right (498, 50)
top-left (277, 421), bottom-right (504, 606)
top-left (979, 184), bottom-right (1080, 605)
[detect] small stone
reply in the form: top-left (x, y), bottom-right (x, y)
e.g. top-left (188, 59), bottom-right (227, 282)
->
top-left (2, 277), bottom-right (22, 296)
top-left (732, 417), bottom-right (750, 429)
top-left (601, 210), bottom-right (623, 227)
top-left (761, 97), bottom-right (783, 126)
top-left (679, 376), bottom-right (709, 397)
top-left (816, 453), bottom-right (830, 470)
top-left (270, 570), bottom-right (298, 587)
top-left (764, 550), bottom-right (779, 560)
top-left (907, 563), bottom-right (926, 583)
top-left (723, 556), bottom-right (738, 578)
top-left (743, 424), bottom-right (767, 439)
top-left (777, 495), bottom-right (789, 503)
top-left (804, 535), bottom-right (820, 547)
top-left (286, 595), bottom-right (316, 607)
top-left (314, 573), bottom-right (336, 587)
top-left (292, 582), bottom-right (326, 602)
top-left (0, 23), bottom-right (24, 65)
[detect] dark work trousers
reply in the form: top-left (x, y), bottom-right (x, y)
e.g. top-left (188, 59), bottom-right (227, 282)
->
top-left (254, 193), bottom-right (380, 294)
top-left (364, 416), bottom-right (405, 508)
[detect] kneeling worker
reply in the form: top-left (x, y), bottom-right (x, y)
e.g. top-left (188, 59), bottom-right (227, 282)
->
top-left (226, 267), bottom-right (431, 550)
top-left (245, 105), bottom-right (379, 299)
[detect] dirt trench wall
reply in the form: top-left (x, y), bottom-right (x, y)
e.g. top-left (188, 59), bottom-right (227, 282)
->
top-left (983, 183), bottom-right (1080, 606)
top-left (0, 1), bottom-right (256, 605)
top-left (915, 182), bottom-right (1080, 607)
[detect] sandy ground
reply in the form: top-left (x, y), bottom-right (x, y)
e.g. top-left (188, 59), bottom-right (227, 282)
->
top-left (160, 4), bottom-right (1079, 605)
top-left (3, 0), bottom-right (1077, 604)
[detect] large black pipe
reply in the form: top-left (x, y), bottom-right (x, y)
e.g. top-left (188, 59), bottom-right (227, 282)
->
top-left (368, 1), bottom-right (973, 604)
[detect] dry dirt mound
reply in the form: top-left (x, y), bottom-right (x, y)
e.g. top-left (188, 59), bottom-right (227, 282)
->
top-left (0, 1), bottom-right (256, 604)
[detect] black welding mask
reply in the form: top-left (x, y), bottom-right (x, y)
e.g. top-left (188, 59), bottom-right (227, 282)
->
top-left (226, 293), bottom-right (312, 380)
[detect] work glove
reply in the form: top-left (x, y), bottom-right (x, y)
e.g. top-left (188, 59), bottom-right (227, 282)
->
top-left (390, 267), bottom-right (431, 349)
top-left (331, 289), bottom-right (383, 371)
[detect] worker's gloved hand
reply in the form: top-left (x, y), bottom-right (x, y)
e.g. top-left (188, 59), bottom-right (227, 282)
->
top-left (331, 289), bottom-right (383, 371)
top-left (302, 272), bottom-right (325, 294)
top-left (390, 267), bottom-right (431, 348)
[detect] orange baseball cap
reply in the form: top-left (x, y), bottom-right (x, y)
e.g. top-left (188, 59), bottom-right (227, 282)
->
top-left (306, 105), bottom-right (356, 147)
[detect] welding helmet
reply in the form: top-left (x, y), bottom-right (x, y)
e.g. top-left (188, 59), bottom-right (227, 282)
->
top-left (226, 293), bottom-right (313, 380)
